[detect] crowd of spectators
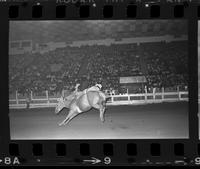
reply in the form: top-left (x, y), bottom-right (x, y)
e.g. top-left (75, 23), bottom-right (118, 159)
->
top-left (9, 41), bottom-right (188, 97)
top-left (142, 41), bottom-right (188, 90)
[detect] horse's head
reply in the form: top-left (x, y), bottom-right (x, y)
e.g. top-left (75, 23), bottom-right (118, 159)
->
top-left (55, 97), bottom-right (66, 114)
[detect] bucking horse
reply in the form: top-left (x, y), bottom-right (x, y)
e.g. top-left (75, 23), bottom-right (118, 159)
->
top-left (55, 88), bottom-right (108, 126)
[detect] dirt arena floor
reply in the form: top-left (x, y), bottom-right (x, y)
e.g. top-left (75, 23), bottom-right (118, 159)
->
top-left (9, 102), bottom-right (189, 140)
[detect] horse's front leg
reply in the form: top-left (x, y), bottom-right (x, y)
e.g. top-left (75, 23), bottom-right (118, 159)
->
top-left (59, 116), bottom-right (69, 126)
top-left (63, 111), bottom-right (79, 125)
top-left (58, 111), bottom-right (71, 126)
top-left (59, 110), bottom-right (79, 126)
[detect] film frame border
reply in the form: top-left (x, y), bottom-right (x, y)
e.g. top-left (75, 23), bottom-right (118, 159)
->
top-left (0, 0), bottom-right (199, 166)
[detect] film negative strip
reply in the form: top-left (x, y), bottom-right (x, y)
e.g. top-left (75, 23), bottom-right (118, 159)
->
top-left (0, 0), bottom-right (200, 166)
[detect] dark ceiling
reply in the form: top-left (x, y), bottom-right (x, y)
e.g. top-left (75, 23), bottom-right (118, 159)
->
top-left (9, 20), bottom-right (187, 43)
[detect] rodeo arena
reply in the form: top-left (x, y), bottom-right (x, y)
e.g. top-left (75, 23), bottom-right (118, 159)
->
top-left (9, 20), bottom-right (189, 139)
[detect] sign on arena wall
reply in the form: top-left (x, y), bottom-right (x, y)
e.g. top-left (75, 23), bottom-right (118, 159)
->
top-left (120, 76), bottom-right (147, 84)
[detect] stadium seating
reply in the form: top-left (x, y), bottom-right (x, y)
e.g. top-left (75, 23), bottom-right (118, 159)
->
top-left (9, 41), bottom-right (188, 96)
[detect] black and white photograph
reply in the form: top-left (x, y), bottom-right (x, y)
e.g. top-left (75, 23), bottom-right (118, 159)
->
top-left (9, 20), bottom-right (189, 140)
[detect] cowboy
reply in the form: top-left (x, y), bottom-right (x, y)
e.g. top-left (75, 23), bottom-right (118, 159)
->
top-left (72, 83), bottom-right (103, 100)
top-left (84, 83), bottom-right (102, 93)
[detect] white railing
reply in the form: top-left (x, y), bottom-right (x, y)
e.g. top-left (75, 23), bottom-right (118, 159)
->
top-left (9, 90), bottom-right (188, 109)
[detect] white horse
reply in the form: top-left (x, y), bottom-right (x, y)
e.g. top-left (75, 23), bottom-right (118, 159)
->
top-left (55, 90), bottom-right (108, 126)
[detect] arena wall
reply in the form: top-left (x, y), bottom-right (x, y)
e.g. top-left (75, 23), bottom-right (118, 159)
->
top-left (9, 91), bottom-right (188, 109)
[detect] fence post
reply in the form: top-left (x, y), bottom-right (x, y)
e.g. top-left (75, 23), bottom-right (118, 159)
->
top-left (162, 87), bottom-right (164, 101)
top-left (145, 87), bottom-right (147, 102)
top-left (128, 95), bottom-right (130, 102)
top-left (178, 91), bottom-right (182, 100)
top-left (46, 90), bottom-right (50, 104)
top-left (177, 86), bottom-right (180, 100)
top-left (16, 91), bottom-right (18, 105)
top-left (30, 91), bottom-right (33, 100)
top-left (153, 87), bottom-right (156, 100)
top-left (111, 96), bottom-right (114, 103)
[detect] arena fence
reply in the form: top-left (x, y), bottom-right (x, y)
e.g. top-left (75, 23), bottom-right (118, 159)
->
top-left (9, 90), bottom-right (188, 109)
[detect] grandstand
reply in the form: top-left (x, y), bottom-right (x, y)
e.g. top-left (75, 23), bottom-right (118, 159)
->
top-left (9, 41), bottom-right (188, 97)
